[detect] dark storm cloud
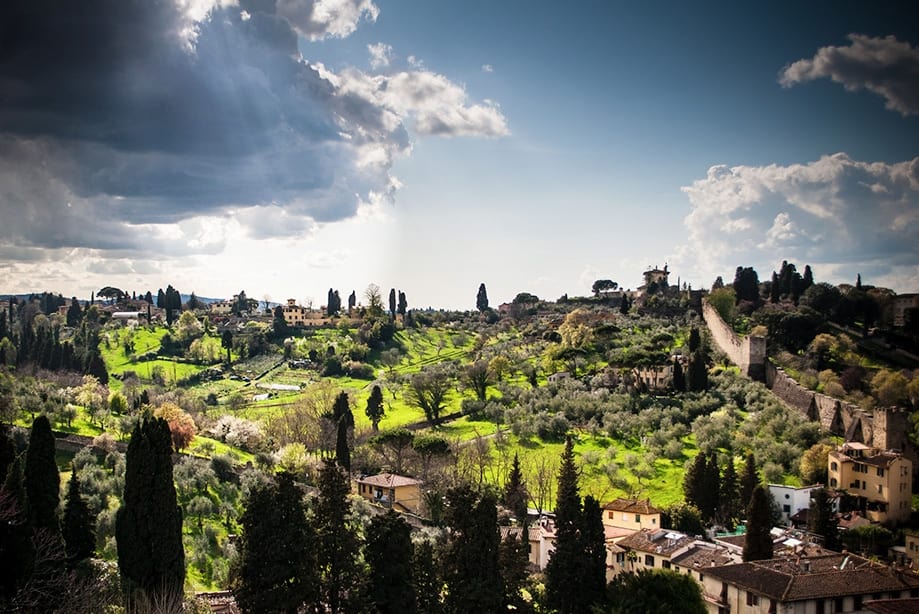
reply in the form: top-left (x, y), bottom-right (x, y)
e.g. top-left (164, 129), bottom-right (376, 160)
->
top-left (0, 0), bottom-right (408, 251)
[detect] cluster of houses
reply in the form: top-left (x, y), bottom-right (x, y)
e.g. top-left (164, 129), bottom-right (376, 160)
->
top-left (353, 441), bottom-right (919, 613)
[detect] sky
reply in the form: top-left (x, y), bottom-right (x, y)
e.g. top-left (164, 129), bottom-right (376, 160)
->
top-left (1, 0), bottom-right (918, 309)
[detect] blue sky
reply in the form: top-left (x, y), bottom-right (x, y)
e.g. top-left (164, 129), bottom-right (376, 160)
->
top-left (1, 0), bottom-right (917, 308)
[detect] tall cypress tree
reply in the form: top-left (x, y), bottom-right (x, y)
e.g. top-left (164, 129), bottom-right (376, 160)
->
top-left (333, 392), bottom-right (353, 473)
top-left (545, 436), bottom-right (587, 614)
top-left (720, 456), bottom-right (740, 525)
top-left (743, 485), bottom-right (773, 562)
top-left (62, 468), bottom-right (95, 563)
top-left (443, 486), bottom-right (502, 614)
top-left (315, 461), bottom-right (363, 614)
top-left (366, 511), bottom-right (415, 614)
top-left (413, 540), bottom-right (442, 614)
top-left (24, 415), bottom-right (60, 534)
top-left (233, 472), bottom-right (317, 612)
top-left (115, 418), bottom-right (185, 606)
top-left (672, 358), bottom-right (686, 392)
top-left (0, 455), bottom-right (32, 604)
top-left (807, 488), bottom-right (840, 551)
top-left (476, 283), bottom-right (489, 312)
top-left (682, 453), bottom-right (708, 519)
top-left (580, 496), bottom-right (608, 610)
top-left (703, 452), bottom-right (721, 520)
top-left (499, 532), bottom-right (532, 614)
top-left (502, 452), bottom-right (528, 525)
top-left (740, 453), bottom-right (760, 508)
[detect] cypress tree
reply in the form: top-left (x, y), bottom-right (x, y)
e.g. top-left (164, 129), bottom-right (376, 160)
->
top-left (476, 283), bottom-right (489, 312)
top-left (366, 511), bottom-right (415, 614)
top-left (443, 486), bottom-right (502, 614)
top-left (808, 488), bottom-right (840, 551)
top-left (688, 348), bottom-right (708, 392)
top-left (672, 358), bottom-right (686, 392)
top-left (233, 472), bottom-right (317, 612)
top-left (413, 540), bottom-right (442, 614)
top-left (499, 531), bottom-right (532, 613)
top-left (24, 415), bottom-right (60, 534)
top-left (740, 453), bottom-right (760, 508)
top-left (545, 436), bottom-right (586, 614)
top-left (365, 384), bottom-right (385, 431)
top-left (62, 468), bottom-right (95, 563)
top-left (688, 327), bottom-right (700, 353)
top-left (743, 485), bottom-right (773, 562)
top-left (580, 496), bottom-right (608, 610)
top-left (720, 456), bottom-right (740, 526)
top-left (502, 452), bottom-right (529, 525)
top-left (703, 452), bottom-right (721, 521)
top-left (115, 418), bottom-right (185, 606)
top-left (315, 461), bottom-right (362, 614)
top-left (682, 453), bottom-right (708, 519)
top-left (333, 392), bottom-right (353, 473)
top-left (388, 288), bottom-right (397, 319)
top-left (0, 455), bottom-right (32, 604)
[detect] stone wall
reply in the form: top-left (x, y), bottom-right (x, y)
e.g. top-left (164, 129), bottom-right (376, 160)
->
top-left (702, 301), bottom-right (766, 381)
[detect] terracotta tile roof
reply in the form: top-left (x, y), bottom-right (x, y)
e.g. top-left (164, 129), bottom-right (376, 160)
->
top-left (671, 543), bottom-right (735, 569)
top-left (618, 529), bottom-right (694, 556)
top-left (865, 598), bottom-right (919, 613)
top-left (705, 554), bottom-right (919, 602)
top-left (355, 473), bottom-right (421, 488)
top-left (603, 526), bottom-right (635, 541)
top-left (602, 498), bottom-right (661, 515)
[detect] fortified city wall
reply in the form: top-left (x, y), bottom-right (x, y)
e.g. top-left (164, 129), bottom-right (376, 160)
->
top-left (701, 301), bottom-right (766, 381)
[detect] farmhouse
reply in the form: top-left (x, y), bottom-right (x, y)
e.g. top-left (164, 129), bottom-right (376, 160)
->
top-left (354, 473), bottom-right (422, 515)
top-left (602, 498), bottom-right (661, 532)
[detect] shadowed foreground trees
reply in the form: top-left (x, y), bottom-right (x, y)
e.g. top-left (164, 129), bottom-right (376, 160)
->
top-left (606, 569), bottom-right (706, 614)
top-left (115, 417), bottom-right (185, 608)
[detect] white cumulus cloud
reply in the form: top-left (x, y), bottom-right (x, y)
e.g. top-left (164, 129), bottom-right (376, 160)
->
top-left (678, 153), bottom-right (919, 291)
top-left (779, 34), bottom-right (919, 116)
top-left (367, 42), bottom-right (393, 69)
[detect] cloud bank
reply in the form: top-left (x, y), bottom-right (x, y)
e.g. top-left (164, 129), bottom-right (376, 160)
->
top-left (780, 34), bottom-right (919, 116)
top-left (0, 0), bottom-right (506, 261)
top-left (680, 153), bottom-right (919, 289)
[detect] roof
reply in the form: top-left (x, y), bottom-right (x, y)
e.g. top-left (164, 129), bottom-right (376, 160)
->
top-left (604, 525), bottom-right (636, 542)
top-left (618, 529), bottom-right (694, 556)
top-left (603, 498), bottom-right (661, 515)
top-left (705, 554), bottom-right (919, 602)
top-left (865, 598), bottom-right (919, 613)
top-left (355, 473), bottom-right (422, 488)
top-left (671, 543), bottom-right (735, 569)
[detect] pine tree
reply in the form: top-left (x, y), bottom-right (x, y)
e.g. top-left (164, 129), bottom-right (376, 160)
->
top-left (315, 461), bottom-right (363, 614)
top-left (443, 486), bottom-right (502, 614)
top-left (502, 452), bottom-right (528, 525)
top-left (366, 511), bottom-right (416, 614)
top-left (740, 453), bottom-right (760, 508)
top-left (365, 384), bottom-right (385, 431)
top-left (743, 485), bottom-right (774, 562)
top-left (24, 415), bottom-right (60, 534)
top-left (66, 298), bottom-right (83, 327)
top-left (62, 468), bottom-right (95, 564)
top-left (115, 418), bottom-right (185, 606)
top-left (233, 472), bottom-right (318, 612)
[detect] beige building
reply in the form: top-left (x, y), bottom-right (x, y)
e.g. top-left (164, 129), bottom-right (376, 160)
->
top-left (602, 498), bottom-right (662, 532)
top-left (354, 473), bottom-right (422, 515)
top-left (828, 442), bottom-right (912, 525)
top-left (701, 553), bottom-right (919, 614)
top-left (282, 299), bottom-right (310, 327)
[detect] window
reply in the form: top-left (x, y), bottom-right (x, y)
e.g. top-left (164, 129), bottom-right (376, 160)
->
top-left (635, 514), bottom-right (641, 522)
top-left (830, 478), bottom-right (838, 487)
top-left (644, 554), bottom-right (655, 567)
top-left (746, 592), bottom-right (760, 606)
top-left (652, 517), bottom-right (656, 525)
top-left (878, 484), bottom-right (884, 495)
top-left (608, 511), bottom-right (614, 519)
top-left (835, 597), bottom-right (844, 611)
top-left (878, 467), bottom-right (885, 477)
top-left (783, 504), bottom-right (791, 513)
top-left (830, 462), bottom-right (838, 471)
top-left (662, 560), bottom-right (671, 569)
top-left (615, 552), bottom-right (625, 563)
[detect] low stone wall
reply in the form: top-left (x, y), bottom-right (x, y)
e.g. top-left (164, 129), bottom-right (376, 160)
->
top-left (701, 302), bottom-right (766, 380)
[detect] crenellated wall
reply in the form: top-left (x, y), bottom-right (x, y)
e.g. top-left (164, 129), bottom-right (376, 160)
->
top-left (702, 301), bottom-right (766, 380)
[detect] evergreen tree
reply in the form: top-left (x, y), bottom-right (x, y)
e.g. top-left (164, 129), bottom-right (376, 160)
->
top-left (0, 455), bottom-right (32, 604)
top-left (740, 453), bottom-right (760, 508)
top-left (720, 456), bottom-right (740, 525)
top-left (233, 472), bottom-right (318, 612)
top-left (115, 418), bottom-right (185, 606)
top-left (333, 392), bottom-right (353, 473)
top-left (388, 288), bottom-right (397, 319)
top-left (365, 384), bottom-right (385, 431)
top-left (66, 298), bottom-right (83, 327)
top-left (545, 436), bottom-right (586, 614)
top-left (273, 305), bottom-right (289, 340)
top-left (770, 272), bottom-right (780, 303)
top-left (688, 327), bottom-right (700, 353)
top-left (347, 291), bottom-right (356, 314)
top-left (672, 358), bottom-right (686, 392)
top-left (580, 495), bottom-right (608, 610)
top-left (703, 452), bottom-right (721, 520)
top-left (607, 569), bottom-right (706, 614)
top-left (366, 511), bottom-right (415, 614)
top-left (619, 293), bottom-right (631, 315)
top-left (688, 348), bottom-right (708, 392)
top-left (62, 468), bottom-right (95, 564)
top-left (413, 540), bottom-right (442, 614)
top-left (682, 453), bottom-right (708, 520)
top-left (743, 485), bottom-right (773, 562)
top-left (443, 486), bottom-right (502, 614)
top-left (476, 283), bottom-right (489, 312)
top-left (397, 291), bottom-right (407, 316)
top-left (502, 452), bottom-right (528, 524)
top-left (24, 415), bottom-right (60, 534)
top-left (315, 461), bottom-right (363, 614)
top-left (499, 532), bottom-right (532, 613)
top-left (807, 488), bottom-right (840, 551)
